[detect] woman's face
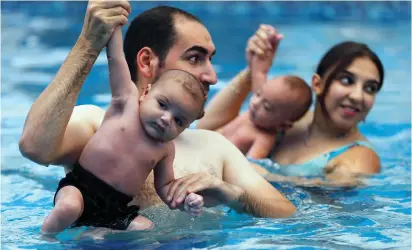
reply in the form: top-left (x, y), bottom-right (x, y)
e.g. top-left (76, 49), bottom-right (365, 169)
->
top-left (321, 57), bottom-right (381, 130)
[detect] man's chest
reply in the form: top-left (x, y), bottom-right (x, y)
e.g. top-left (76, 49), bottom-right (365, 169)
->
top-left (172, 155), bottom-right (222, 179)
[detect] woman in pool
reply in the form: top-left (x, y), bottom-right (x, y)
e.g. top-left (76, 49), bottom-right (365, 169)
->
top-left (197, 25), bottom-right (384, 187)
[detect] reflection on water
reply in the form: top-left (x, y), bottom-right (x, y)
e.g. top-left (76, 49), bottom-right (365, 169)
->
top-left (1, 2), bottom-right (411, 249)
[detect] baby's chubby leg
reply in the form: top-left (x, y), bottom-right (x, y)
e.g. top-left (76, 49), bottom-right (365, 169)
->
top-left (41, 186), bottom-right (84, 235)
top-left (184, 193), bottom-right (204, 216)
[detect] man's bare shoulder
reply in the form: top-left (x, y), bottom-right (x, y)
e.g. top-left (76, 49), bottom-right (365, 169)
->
top-left (190, 129), bottom-right (244, 159)
top-left (72, 105), bottom-right (106, 129)
top-left (72, 105), bottom-right (105, 119)
top-left (179, 128), bottom-right (223, 139)
top-left (181, 129), bottom-right (231, 143)
top-left (177, 129), bottom-right (236, 159)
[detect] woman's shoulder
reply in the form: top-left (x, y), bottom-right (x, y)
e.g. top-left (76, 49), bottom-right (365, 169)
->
top-left (332, 137), bottom-right (380, 175)
top-left (349, 132), bottom-right (376, 151)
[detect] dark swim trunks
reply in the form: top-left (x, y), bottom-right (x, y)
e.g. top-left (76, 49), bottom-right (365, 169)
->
top-left (54, 162), bottom-right (140, 230)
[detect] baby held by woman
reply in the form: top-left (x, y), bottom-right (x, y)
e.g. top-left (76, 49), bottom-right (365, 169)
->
top-left (220, 74), bottom-right (312, 159)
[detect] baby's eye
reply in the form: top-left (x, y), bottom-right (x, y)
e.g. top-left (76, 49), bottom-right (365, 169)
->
top-left (174, 117), bottom-right (183, 126)
top-left (158, 100), bottom-right (167, 109)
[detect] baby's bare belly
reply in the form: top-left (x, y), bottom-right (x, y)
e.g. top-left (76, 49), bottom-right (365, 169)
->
top-left (79, 131), bottom-right (155, 197)
top-left (86, 161), bottom-right (149, 197)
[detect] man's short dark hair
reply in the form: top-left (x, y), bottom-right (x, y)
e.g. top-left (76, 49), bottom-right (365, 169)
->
top-left (124, 6), bottom-right (202, 83)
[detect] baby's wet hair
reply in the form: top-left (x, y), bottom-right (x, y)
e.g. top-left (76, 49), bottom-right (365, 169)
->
top-left (284, 75), bottom-right (313, 122)
top-left (153, 69), bottom-right (206, 119)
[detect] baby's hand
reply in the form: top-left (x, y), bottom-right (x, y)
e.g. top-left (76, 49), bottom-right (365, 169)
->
top-left (184, 193), bottom-right (203, 216)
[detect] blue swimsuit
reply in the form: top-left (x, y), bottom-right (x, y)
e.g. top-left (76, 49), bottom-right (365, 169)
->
top-left (250, 137), bottom-right (376, 178)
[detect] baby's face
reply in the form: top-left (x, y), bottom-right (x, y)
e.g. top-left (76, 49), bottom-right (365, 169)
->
top-left (139, 82), bottom-right (203, 142)
top-left (248, 78), bottom-right (298, 129)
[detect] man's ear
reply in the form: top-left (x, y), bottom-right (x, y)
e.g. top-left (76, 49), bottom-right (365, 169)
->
top-left (311, 73), bottom-right (324, 95)
top-left (136, 47), bottom-right (160, 79)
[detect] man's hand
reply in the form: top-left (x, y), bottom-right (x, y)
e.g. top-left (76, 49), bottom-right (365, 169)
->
top-left (184, 193), bottom-right (204, 216)
top-left (18, 0), bottom-right (131, 165)
top-left (166, 172), bottom-right (234, 208)
top-left (80, 0), bottom-right (131, 52)
top-left (246, 24), bottom-right (283, 76)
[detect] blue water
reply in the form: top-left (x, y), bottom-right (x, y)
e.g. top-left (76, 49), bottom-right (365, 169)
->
top-left (1, 1), bottom-right (411, 249)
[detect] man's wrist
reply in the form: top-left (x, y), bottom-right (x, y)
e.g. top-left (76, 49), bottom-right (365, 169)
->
top-left (76, 34), bottom-right (101, 57)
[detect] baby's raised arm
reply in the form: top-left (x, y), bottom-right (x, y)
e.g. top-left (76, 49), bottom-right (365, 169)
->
top-left (106, 27), bottom-right (136, 99)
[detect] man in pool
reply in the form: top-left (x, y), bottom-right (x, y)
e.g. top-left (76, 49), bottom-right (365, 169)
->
top-left (19, 0), bottom-right (296, 230)
top-left (42, 27), bottom-right (206, 234)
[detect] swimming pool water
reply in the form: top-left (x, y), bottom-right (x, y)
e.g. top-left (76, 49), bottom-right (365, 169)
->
top-left (2, 2), bottom-right (411, 249)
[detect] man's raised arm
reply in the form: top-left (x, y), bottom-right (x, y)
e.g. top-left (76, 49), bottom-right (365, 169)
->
top-left (19, 0), bottom-right (131, 165)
